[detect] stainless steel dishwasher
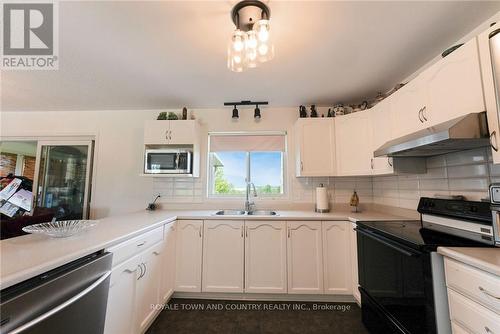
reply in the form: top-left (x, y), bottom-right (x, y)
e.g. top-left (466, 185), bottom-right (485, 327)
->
top-left (0, 251), bottom-right (112, 334)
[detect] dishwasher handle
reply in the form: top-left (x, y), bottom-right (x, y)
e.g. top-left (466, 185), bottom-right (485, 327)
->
top-left (9, 270), bottom-right (111, 334)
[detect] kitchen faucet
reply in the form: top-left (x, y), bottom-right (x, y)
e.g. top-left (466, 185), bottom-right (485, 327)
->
top-left (245, 181), bottom-right (257, 211)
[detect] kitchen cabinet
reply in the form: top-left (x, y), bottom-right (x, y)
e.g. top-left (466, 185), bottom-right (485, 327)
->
top-left (295, 119), bottom-right (336, 176)
top-left (349, 222), bottom-right (360, 304)
top-left (287, 221), bottom-right (324, 294)
top-left (202, 220), bottom-right (244, 293)
top-left (136, 242), bottom-right (163, 333)
top-left (175, 220), bottom-right (203, 292)
top-left (335, 110), bottom-right (373, 176)
top-left (244, 221), bottom-right (287, 293)
top-left (322, 221), bottom-right (352, 295)
top-left (424, 38), bottom-right (484, 126)
top-left (104, 253), bottom-right (141, 334)
top-left (144, 120), bottom-right (199, 145)
top-left (479, 24), bottom-right (500, 164)
top-left (160, 222), bottom-right (176, 302)
top-left (391, 38), bottom-right (484, 138)
top-left (370, 100), bottom-right (395, 175)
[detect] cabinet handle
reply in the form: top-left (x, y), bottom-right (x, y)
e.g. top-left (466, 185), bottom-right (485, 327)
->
top-left (245, 226), bottom-right (248, 238)
top-left (300, 161), bottom-right (304, 171)
top-left (199, 226), bottom-right (202, 238)
top-left (241, 226), bottom-right (244, 238)
top-left (288, 227), bottom-right (291, 238)
top-left (418, 108), bottom-right (424, 123)
top-left (421, 106), bottom-right (427, 121)
top-left (137, 263), bottom-right (143, 280)
top-left (124, 267), bottom-right (137, 274)
top-left (370, 158), bottom-right (374, 169)
top-left (137, 241), bottom-right (146, 247)
top-left (165, 130), bottom-right (169, 140)
top-left (490, 131), bottom-right (499, 152)
top-left (388, 157), bottom-right (393, 167)
top-left (485, 326), bottom-right (493, 334)
top-left (153, 250), bottom-right (161, 256)
top-left (169, 130), bottom-right (172, 140)
top-left (141, 263), bottom-right (147, 279)
top-left (479, 286), bottom-right (500, 300)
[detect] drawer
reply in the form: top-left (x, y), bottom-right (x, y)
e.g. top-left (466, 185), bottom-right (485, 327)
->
top-left (108, 226), bottom-right (163, 267)
top-left (451, 321), bottom-right (470, 334)
top-left (445, 258), bottom-right (500, 314)
top-left (448, 289), bottom-right (500, 334)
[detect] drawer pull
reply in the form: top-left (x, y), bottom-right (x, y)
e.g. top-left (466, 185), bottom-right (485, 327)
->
top-left (479, 286), bottom-right (500, 300)
top-left (485, 326), bottom-right (493, 334)
top-left (137, 241), bottom-right (146, 247)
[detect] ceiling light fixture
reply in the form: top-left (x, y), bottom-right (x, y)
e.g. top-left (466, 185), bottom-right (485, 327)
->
top-left (254, 105), bottom-right (261, 119)
top-left (228, 0), bottom-right (274, 72)
top-left (232, 105), bottom-right (239, 119)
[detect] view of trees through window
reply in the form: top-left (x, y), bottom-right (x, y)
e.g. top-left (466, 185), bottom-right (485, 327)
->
top-left (210, 151), bottom-right (284, 196)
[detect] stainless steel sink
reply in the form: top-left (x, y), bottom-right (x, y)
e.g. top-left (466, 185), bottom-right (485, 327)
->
top-left (247, 210), bottom-right (278, 216)
top-left (213, 210), bottom-right (246, 216)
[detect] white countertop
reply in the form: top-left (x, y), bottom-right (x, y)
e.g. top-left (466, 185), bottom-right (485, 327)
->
top-left (0, 209), bottom-right (413, 290)
top-left (438, 247), bottom-right (500, 277)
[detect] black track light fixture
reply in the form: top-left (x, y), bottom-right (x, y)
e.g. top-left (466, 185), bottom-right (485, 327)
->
top-left (224, 100), bottom-right (268, 120)
top-left (232, 105), bottom-right (239, 119)
top-left (254, 104), bottom-right (261, 119)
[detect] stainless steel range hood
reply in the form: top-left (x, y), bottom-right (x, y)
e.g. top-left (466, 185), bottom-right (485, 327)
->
top-left (374, 112), bottom-right (490, 157)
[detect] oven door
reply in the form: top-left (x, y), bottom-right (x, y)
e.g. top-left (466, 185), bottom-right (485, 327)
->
top-left (356, 227), bottom-right (435, 334)
top-left (144, 150), bottom-right (191, 174)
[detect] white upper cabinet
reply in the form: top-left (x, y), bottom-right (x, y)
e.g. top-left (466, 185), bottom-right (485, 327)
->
top-left (479, 24), bottom-right (500, 164)
top-left (160, 222), bottom-right (176, 302)
top-left (335, 110), bottom-right (373, 176)
top-left (370, 100), bottom-right (395, 175)
top-left (424, 38), bottom-right (484, 126)
top-left (244, 221), bottom-right (287, 294)
top-left (175, 220), bottom-right (203, 292)
top-left (391, 76), bottom-right (427, 138)
top-left (287, 221), bottom-right (324, 294)
top-left (295, 119), bottom-right (336, 176)
top-left (144, 120), bottom-right (199, 145)
top-left (202, 220), bottom-right (244, 293)
top-left (322, 221), bottom-right (352, 295)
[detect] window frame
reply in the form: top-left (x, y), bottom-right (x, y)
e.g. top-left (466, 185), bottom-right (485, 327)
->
top-left (207, 131), bottom-right (287, 199)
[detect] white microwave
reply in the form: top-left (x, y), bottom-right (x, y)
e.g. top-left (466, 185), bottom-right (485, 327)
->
top-left (144, 148), bottom-right (192, 174)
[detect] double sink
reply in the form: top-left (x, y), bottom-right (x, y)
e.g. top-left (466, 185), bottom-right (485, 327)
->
top-left (214, 210), bottom-right (278, 216)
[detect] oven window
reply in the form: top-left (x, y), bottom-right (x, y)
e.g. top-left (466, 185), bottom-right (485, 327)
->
top-left (147, 153), bottom-right (176, 170)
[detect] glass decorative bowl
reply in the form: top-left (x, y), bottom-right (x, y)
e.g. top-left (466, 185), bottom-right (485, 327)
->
top-left (22, 220), bottom-right (98, 238)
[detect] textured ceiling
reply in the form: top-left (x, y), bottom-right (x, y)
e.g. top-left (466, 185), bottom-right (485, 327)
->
top-left (2, 1), bottom-right (500, 111)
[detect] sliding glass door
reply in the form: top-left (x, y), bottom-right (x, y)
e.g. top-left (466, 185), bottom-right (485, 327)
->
top-left (34, 141), bottom-right (94, 220)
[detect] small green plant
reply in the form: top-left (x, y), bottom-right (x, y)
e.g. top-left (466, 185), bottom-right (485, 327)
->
top-left (157, 112), bottom-right (167, 120)
top-left (167, 112), bottom-right (178, 120)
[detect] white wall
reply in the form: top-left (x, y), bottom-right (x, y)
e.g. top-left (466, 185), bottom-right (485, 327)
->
top-left (0, 108), bottom-right (371, 217)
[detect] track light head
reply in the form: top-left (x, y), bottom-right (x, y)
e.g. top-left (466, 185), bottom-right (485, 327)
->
top-left (232, 105), bottom-right (239, 119)
top-left (254, 105), bottom-right (261, 119)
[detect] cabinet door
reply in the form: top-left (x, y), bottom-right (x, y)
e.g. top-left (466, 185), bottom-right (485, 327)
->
top-left (370, 100), bottom-right (395, 175)
top-left (322, 221), bottom-right (352, 295)
top-left (169, 120), bottom-right (197, 145)
top-left (245, 221), bottom-right (287, 294)
top-left (287, 221), bottom-right (324, 294)
top-left (202, 220), bottom-right (244, 293)
top-left (295, 119), bottom-right (335, 176)
top-left (350, 223), bottom-right (360, 304)
top-left (136, 242), bottom-right (163, 333)
top-left (335, 110), bottom-right (373, 176)
top-left (175, 220), bottom-right (203, 292)
top-left (144, 120), bottom-right (170, 145)
top-left (104, 254), bottom-right (141, 334)
top-left (391, 77), bottom-right (426, 138)
top-left (425, 38), bottom-right (484, 126)
top-left (160, 222), bottom-right (176, 302)
top-left (478, 25), bottom-right (500, 164)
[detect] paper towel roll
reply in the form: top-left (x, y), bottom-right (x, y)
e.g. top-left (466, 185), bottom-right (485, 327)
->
top-left (315, 185), bottom-right (329, 212)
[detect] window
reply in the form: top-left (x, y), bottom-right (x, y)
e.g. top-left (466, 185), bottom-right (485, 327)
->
top-left (208, 133), bottom-right (286, 197)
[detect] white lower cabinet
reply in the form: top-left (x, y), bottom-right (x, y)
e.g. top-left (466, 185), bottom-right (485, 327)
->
top-left (322, 221), bottom-right (352, 295)
top-left (104, 253), bottom-right (141, 334)
top-left (244, 221), bottom-right (287, 293)
top-left (349, 222), bottom-right (360, 304)
top-left (202, 220), bottom-right (244, 292)
top-left (136, 242), bottom-right (163, 333)
top-left (287, 221), bottom-right (324, 294)
top-left (175, 220), bottom-right (203, 292)
top-left (160, 222), bottom-right (176, 301)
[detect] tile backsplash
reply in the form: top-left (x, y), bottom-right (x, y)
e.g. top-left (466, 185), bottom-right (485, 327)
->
top-left (152, 148), bottom-right (498, 210)
top-left (373, 148), bottom-right (498, 210)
